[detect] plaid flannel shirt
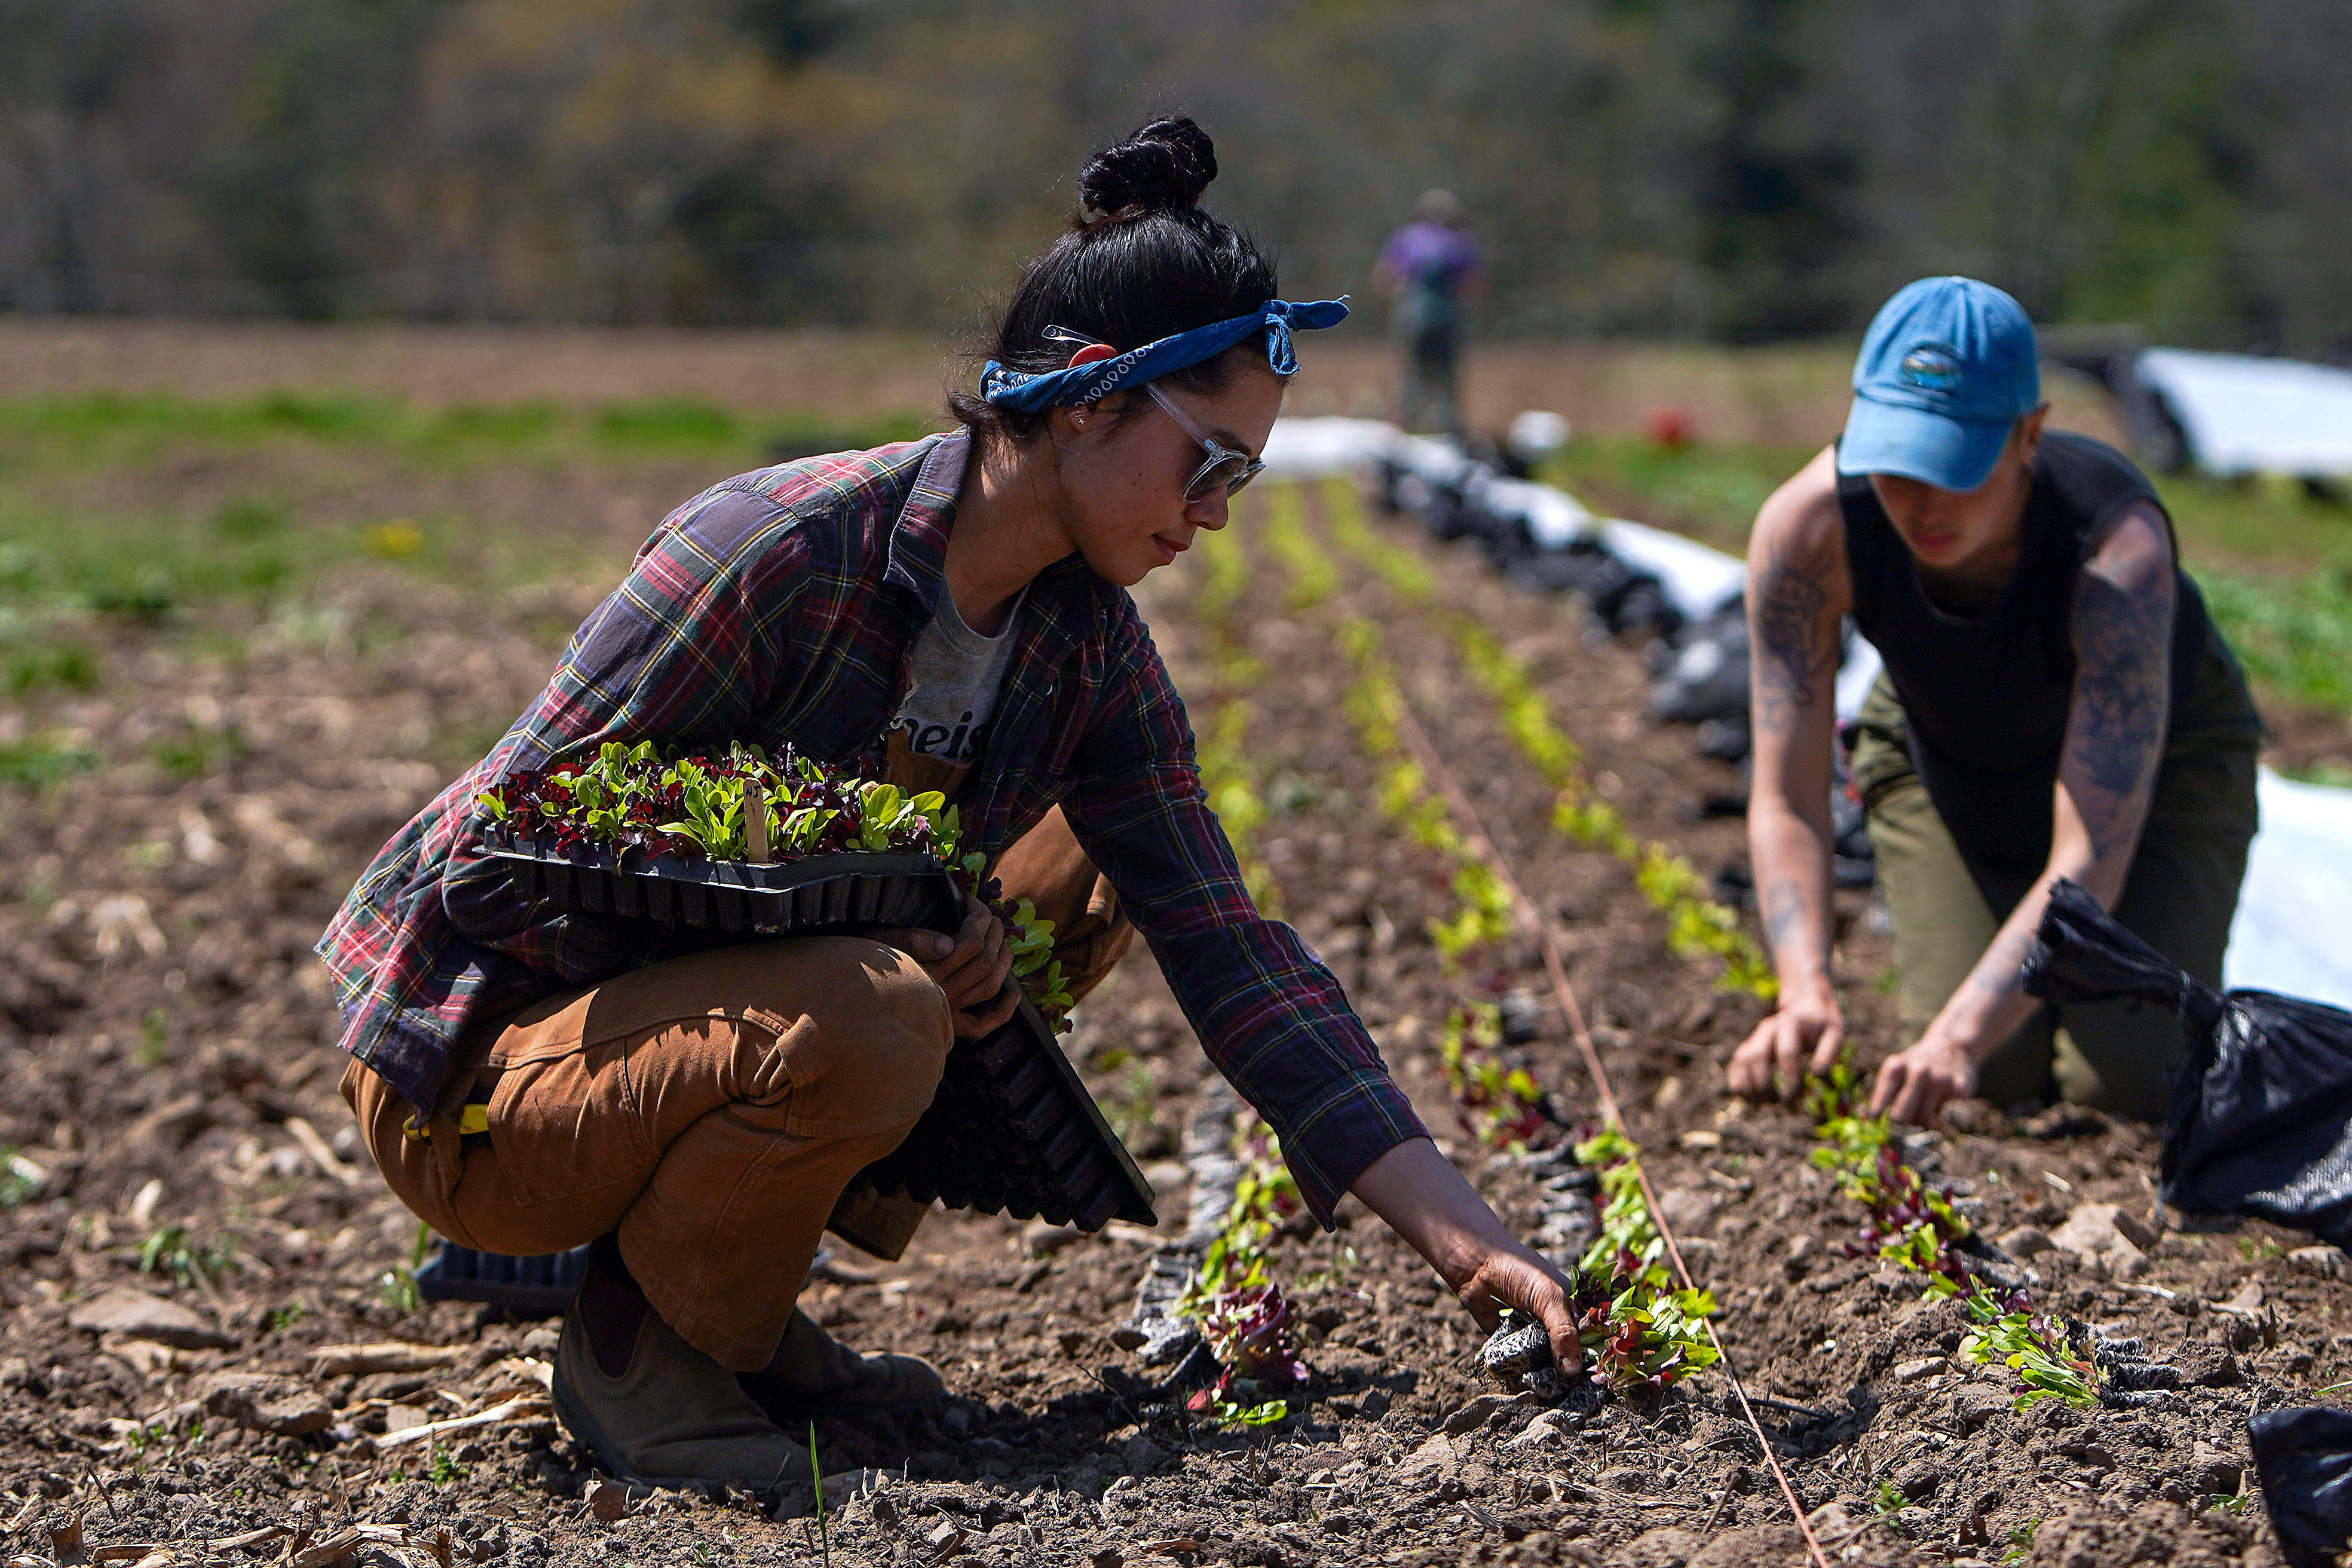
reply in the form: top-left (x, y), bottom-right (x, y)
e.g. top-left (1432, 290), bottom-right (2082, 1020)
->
top-left (316, 431), bottom-right (1425, 1222)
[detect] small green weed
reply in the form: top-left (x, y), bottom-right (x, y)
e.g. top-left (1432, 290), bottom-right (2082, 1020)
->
top-left (1297, 1242), bottom-right (1361, 1293)
top-left (1107, 1064), bottom-right (1160, 1146)
top-left (0, 1147), bottom-right (41, 1208)
top-left (2206, 1491), bottom-right (2250, 1515)
top-left (0, 731), bottom-right (101, 789)
top-left (1873, 1478), bottom-right (1909, 1524)
top-left (212, 498), bottom-right (287, 540)
top-left (808, 1420), bottom-right (831, 1568)
top-left (136, 1007), bottom-right (171, 1068)
top-left (5, 641), bottom-right (97, 694)
top-left (2000, 1518), bottom-right (2041, 1563)
top-left (427, 1445), bottom-right (463, 1486)
top-left (267, 1301), bottom-right (309, 1333)
top-left (148, 723), bottom-right (247, 780)
top-left (2238, 1234), bottom-right (2287, 1263)
top-left (138, 1224), bottom-right (240, 1290)
top-left (378, 1221), bottom-right (433, 1315)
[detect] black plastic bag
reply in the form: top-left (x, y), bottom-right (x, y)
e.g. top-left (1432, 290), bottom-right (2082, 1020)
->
top-left (2024, 878), bottom-right (2352, 1245)
top-left (2250, 1406), bottom-right (2352, 1568)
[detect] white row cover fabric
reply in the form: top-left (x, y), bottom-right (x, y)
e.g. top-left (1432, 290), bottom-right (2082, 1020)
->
top-left (1259, 414), bottom-right (2352, 1013)
top-left (2137, 349), bottom-right (2352, 479)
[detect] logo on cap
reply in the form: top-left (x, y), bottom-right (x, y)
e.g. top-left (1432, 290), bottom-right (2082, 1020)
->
top-left (1900, 342), bottom-right (1963, 393)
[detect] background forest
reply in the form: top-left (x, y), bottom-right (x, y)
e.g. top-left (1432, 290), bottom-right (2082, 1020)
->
top-left (1, 0), bottom-right (2348, 354)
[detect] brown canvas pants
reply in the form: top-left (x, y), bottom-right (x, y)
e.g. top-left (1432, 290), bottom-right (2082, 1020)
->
top-left (344, 805), bottom-right (1132, 1370)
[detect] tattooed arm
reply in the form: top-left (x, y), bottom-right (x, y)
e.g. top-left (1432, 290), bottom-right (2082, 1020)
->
top-left (1728, 448), bottom-right (1855, 1101)
top-left (1873, 503), bottom-right (2175, 1121)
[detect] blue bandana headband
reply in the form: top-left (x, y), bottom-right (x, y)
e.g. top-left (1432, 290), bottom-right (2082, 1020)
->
top-left (979, 297), bottom-right (1349, 412)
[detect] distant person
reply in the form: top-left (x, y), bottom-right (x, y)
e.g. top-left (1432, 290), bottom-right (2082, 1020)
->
top-left (1726, 277), bottom-right (2262, 1126)
top-left (320, 117), bottom-right (1581, 1494)
top-left (1374, 188), bottom-right (1481, 436)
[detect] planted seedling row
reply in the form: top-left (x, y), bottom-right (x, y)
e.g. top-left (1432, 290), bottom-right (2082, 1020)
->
top-left (1188, 520), bottom-right (1282, 915)
top-left (1319, 479), bottom-right (1774, 1000)
top-left (1173, 1119), bottom-right (1313, 1426)
top-left (1090, 528), bottom-right (1319, 1425)
top-left (1804, 1064), bottom-right (2181, 1412)
top-left (1310, 587), bottom-right (1726, 1399)
top-left (1482, 1129), bottom-right (1724, 1405)
top-left (1328, 608), bottom-right (1546, 1138)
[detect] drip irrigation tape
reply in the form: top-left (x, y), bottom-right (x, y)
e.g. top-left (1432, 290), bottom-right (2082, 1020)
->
top-left (1386, 696), bottom-right (1832, 1568)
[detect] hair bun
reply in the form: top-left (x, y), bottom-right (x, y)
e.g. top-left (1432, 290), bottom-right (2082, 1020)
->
top-left (1074, 116), bottom-right (1217, 225)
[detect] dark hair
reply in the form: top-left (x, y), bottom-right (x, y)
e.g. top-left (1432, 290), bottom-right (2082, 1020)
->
top-left (950, 116), bottom-right (1280, 445)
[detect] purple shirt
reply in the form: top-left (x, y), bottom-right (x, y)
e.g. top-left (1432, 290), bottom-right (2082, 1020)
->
top-left (1379, 222), bottom-right (1480, 292)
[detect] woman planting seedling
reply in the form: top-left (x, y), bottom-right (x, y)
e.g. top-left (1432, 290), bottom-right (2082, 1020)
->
top-left (1728, 277), bottom-right (2262, 1126)
top-left (319, 117), bottom-right (1579, 1492)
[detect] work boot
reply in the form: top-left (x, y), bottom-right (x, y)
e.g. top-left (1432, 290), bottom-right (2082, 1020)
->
top-left (738, 1306), bottom-right (945, 1421)
top-left (550, 1248), bottom-right (810, 1492)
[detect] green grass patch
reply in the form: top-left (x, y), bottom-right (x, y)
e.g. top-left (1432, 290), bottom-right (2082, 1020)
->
top-left (4, 640), bottom-right (99, 694)
top-left (0, 390), bottom-right (934, 474)
top-left (1542, 437), bottom-right (1805, 553)
top-left (148, 722), bottom-right (249, 780)
top-left (2198, 566), bottom-right (2352, 718)
top-left (0, 732), bottom-right (102, 789)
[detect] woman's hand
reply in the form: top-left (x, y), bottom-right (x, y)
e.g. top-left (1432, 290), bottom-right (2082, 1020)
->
top-left (1726, 974), bottom-right (1844, 1101)
top-left (1870, 1034), bottom-right (1978, 1125)
top-left (876, 895), bottom-right (1020, 1039)
top-left (1350, 1138), bottom-right (1583, 1373)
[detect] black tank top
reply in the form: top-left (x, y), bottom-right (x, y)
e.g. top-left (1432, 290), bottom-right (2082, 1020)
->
top-left (1839, 431), bottom-right (2213, 877)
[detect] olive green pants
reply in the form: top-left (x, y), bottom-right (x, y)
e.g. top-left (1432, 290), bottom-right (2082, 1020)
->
top-left (1848, 642), bottom-right (2260, 1122)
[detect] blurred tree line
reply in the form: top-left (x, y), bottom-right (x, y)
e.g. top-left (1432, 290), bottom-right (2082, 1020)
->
top-left (1, 0), bottom-right (2345, 355)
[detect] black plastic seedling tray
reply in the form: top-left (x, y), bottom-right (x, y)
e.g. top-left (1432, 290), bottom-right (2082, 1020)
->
top-left (486, 834), bottom-right (963, 939)
top-left (488, 837), bottom-right (1156, 1237)
top-left (856, 997), bottom-right (1159, 1232)
top-left (416, 1242), bottom-right (587, 1315)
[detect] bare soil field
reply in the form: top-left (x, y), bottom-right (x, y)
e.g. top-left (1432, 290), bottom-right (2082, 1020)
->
top-left (0, 330), bottom-right (2338, 1568)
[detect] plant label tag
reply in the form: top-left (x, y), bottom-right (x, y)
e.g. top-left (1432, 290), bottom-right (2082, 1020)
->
top-left (746, 786), bottom-right (771, 864)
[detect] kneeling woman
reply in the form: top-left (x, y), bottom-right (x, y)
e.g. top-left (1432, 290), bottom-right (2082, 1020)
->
top-left (318, 118), bottom-right (1576, 1490)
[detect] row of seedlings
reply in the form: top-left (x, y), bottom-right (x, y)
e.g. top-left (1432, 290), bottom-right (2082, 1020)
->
top-left (1805, 1064), bottom-right (2179, 1411)
top-left (1261, 481), bottom-right (1548, 1150)
top-left (1310, 526), bottom-right (1719, 1402)
top-left (1317, 479), bottom-right (1774, 999)
top-left (1190, 515), bottom-right (1281, 915)
top-left (1109, 510), bottom-right (1310, 1424)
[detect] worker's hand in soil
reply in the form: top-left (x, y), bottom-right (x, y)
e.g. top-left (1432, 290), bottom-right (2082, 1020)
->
top-left (1869, 1034), bottom-right (1977, 1125)
top-left (1725, 975), bottom-right (1844, 1101)
top-left (876, 895), bottom-right (1020, 1038)
top-left (1350, 1137), bottom-right (1584, 1373)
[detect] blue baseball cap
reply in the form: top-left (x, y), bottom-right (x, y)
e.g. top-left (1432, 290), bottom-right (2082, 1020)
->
top-left (1838, 277), bottom-right (2042, 492)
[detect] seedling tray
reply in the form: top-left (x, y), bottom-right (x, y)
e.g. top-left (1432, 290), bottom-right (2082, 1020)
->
top-left (416, 1242), bottom-right (587, 1315)
top-left (486, 834), bottom-right (962, 938)
top-left (483, 834), bottom-right (1154, 1234)
top-left (856, 997), bottom-right (1158, 1232)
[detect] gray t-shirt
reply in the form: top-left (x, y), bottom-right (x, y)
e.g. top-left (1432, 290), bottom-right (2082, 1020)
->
top-left (890, 587), bottom-right (1024, 768)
